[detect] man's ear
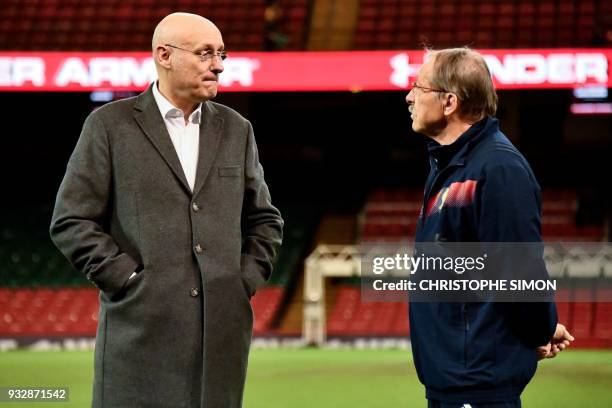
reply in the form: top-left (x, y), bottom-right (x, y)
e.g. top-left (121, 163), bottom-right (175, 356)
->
top-left (155, 45), bottom-right (172, 69)
top-left (442, 93), bottom-right (459, 117)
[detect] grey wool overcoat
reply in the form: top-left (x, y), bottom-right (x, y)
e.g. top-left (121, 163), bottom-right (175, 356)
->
top-left (50, 84), bottom-right (283, 408)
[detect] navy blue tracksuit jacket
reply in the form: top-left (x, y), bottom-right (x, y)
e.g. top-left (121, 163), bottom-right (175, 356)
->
top-left (410, 116), bottom-right (558, 404)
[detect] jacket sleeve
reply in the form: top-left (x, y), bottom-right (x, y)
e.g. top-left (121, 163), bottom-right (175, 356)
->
top-left (477, 160), bottom-right (558, 347)
top-left (240, 121), bottom-right (284, 296)
top-left (50, 112), bottom-right (139, 298)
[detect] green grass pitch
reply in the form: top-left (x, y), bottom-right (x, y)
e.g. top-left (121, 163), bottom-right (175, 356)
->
top-left (0, 349), bottom-right (611, 407)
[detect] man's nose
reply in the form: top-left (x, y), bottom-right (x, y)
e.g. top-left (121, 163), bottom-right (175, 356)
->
top-left (406, 90), bottom-right (415, 104)
top-left (210, 57), bottom-right (224, 74)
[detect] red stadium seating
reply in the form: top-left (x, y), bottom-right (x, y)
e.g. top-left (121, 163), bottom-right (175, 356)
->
top-left (0, 0), bottom-right (269, 51)
top-left (251, 286), bottom-right (285, 335)
top-left (325, 284), bottom-right (610, 347)
top-left (361, 189), bottom-right (422, 242)
top-left (362, 188), bottom-right (606, 243)
top-left (0, 286), bottom-right (284, 337)
top-left (0, 288), bottom-right (99, 337)
top-left (0, 282), bottom-right (609, 347)
top-left (353, 0), bottom-right (602, 49)
top-left (327, 286), bottom-right (410, 338)
top-left (327, 286), bottom-right (360, 335)
top-left (593, 288), bottom-right (612, 345)
top-left (570, 289), bottom-right (595, 339)
top-left (555, 288), bottom-right (572, 327)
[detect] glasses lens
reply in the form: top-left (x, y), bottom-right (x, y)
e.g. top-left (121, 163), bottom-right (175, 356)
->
top-left (201, 51), bottom-right (227, 61)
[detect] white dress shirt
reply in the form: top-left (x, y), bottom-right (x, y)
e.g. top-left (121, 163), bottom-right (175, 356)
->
top-left (152, 81), bottom-right (202, 191)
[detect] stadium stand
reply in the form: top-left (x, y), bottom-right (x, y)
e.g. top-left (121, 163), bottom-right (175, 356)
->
top-left (0, 0), bottom-right (315, 51)
top-left (0, 286), bottom-right (284, 337)
top-left (251, 286), bottom-right (285, 335)
top-left (1, 0), bottom-right (268, 51)
top-left (2, 0), bottom-right (608, 52)
top-left (0, 204), bottom-right (319, 338)
top-left (272, 0), bottom-right (312, 50)
top-left (320, 187), bottom-right (610, 345)
top-left (594, 288), bottom-right (612, 343)
top-left (325, 283), bottom-right (610, 346)
top-left (0, 288), bottom-right (98, 337)
top-left (276, 215), bottom-right (357, 336)
top-left (7, 187), bottom-right (605, 341)
top-left (353, 0), bottom-right (606, 49)
top-left (327, 286), bottom-right (409, 337)
top-left (361, 189), bottom-right (422, 242)
top-left (0, 207), bottom-right (79, 288)
top-left (359, 188), bottom-right (608, 243)
top-left (251, 206), bottom-right (319, 335)
top-left (0, 1), bottom-right (609, 350)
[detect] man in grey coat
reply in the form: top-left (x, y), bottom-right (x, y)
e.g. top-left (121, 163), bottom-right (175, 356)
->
top-left (50, 12), bottom-right (283, 408)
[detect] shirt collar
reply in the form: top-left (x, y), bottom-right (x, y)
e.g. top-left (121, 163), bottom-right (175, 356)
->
top-left (152, 81), bottom-right (202, 124)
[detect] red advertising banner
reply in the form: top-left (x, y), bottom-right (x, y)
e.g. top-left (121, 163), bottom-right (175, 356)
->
top-left (0, 49), bottom-right (610, 92)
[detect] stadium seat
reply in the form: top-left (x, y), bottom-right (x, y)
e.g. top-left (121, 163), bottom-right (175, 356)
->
top-left (370, 302), bottom-right (398, 335)
top-left (252, 286), bottom-right (284, 335)
top-left (593, 288), bottom-right (612, 344)
top-left (555, 288), bottom-right (572, 329)
top-left (390, 302), bottom-right (410, 336)
top-left (328, 286), bottom-right (360, 336)
top-left (0, 0), bottom-right (269, 51)
top-left (0, 286), bottom-right (284, 337)
top-left (570, 289), bottom-right (594, 340)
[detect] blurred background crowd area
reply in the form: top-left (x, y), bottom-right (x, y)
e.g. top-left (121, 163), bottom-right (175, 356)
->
top-left (0, 0), bottom-right (610, 348)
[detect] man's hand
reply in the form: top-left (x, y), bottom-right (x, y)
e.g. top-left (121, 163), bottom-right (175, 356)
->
top-left (537, 323), bottom-right (574, 360)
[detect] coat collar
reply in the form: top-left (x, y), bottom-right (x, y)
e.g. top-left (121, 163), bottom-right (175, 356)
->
top-left (133, 83), bottom-right (224, 197)
top-left (427, 116), bottom-right (498, 170)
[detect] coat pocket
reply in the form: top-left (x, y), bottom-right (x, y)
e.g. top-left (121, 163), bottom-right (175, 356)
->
top-left (218, 165), bottom-right (241, 177)
top-left (109, 267), bottom-right (146, 302)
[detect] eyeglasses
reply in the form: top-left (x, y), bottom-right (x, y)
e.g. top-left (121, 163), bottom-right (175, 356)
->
top-left (165, 44), bottom-right (228, 62)
top-left (409, 82), bottom-right (448, 94)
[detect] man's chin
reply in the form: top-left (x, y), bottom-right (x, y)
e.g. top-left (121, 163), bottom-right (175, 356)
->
top-left (197, 89), bottom-right (217, 101)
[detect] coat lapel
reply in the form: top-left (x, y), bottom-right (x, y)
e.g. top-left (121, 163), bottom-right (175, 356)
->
top-left (133, 85), bottom-right (192, 195)
top-left (192, 101), bottom-right (224, 197)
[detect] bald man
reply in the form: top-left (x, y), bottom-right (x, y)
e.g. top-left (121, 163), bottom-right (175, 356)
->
top-left (51, 12), bottom-right (283, 408)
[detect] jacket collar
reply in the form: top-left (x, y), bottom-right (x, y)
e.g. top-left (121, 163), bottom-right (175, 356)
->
top-left (427, 116), bottom-right (498, 170)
